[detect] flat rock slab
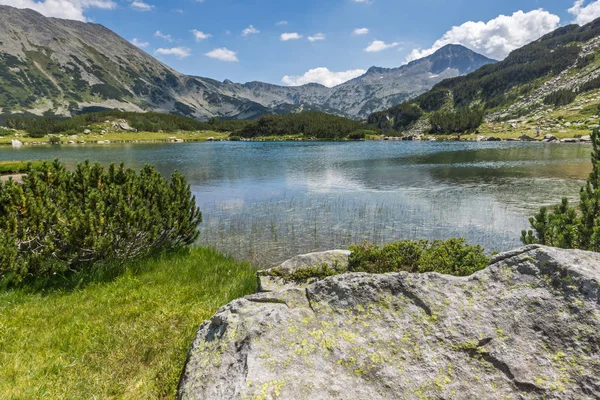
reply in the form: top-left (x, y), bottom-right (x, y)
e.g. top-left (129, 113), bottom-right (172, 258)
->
top-left (179, 246), bottom-right (600, 399)
top-left (257, 250), bottom-right (351, 292)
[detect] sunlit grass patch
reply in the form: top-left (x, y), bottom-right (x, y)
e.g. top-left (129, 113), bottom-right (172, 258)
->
top-left (0, 247), bottom-right (257, 399)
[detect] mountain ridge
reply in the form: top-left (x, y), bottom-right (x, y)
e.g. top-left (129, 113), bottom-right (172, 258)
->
top-left (368, 18), bottom-right (600, 134)
top-left (0, 5), bottom-right (495, 120)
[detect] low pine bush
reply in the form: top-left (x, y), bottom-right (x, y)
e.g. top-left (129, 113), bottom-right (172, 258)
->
top-left (348, 238), bottom-right (489, 277)
top-left (0, 160), bottom-right (201, 284)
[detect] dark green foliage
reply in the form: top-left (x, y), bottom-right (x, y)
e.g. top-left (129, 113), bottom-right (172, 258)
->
top-left (0, 160), bottom-right (201, 284)
top-left (207, 118), bottom-right (253, 132)
top-left (4, 110), bottom-right (261, 136)
top-left (348, 239), bottom-right (489, 277)
top-left (90, 83), bottom-right (127, 100)
top-left (580, 76), bottom-right (600, 93)
top-left (576, 54), bottom-right (596, 69)
top-left (347, 130), bottom-right (371, 140)
top-left (417, 239), bottom-right (490, 276)
top-left (429, 108), bottom-right (484, 134)
top-left (268, 263), bottom-right (340, 283)
top-left (237, 112), bottom-right (367, 139)
top-left (413, 89), bottom-right (450, 112)
top-left (6, 111), bottom-right (209, 135)
top-left (522, 125), bottom-right (600, 251)
top-left (368, 103), bottom-right (423, 131)
top-left (543, 89), bottom-right (577, 107)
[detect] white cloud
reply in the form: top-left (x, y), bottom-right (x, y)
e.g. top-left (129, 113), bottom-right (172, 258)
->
top-left (351, 0), bottom-right (371, 3)
top-left (282, 67), bottom-right (366, 87)
top-left (364, 40), bottom-right (400, 52)
top-left (308, 33), bottom-right (325, 42)
top-left (353, 27), bottom-right (369, 35)
top-left (242, 25), bottom-right (260, 36)
top-left (205, 47), bottom-right (239, 62)
top-left (131, 0), bottom-right (153, 11)
top-left (154, 30), bottom-right (173, 42)
top-left (154, 47), bottom-right (191, 58)
top-left (130, 38), bottom-right (149, 48)
top-left (406, 9), bottom-right (560, 62)
top-left (569, 0), bottom-right (600, 25)
top-left (0, 0), bottom-right (116, 21)
top-left (191, 29), bottom-right (211, 41)
top-left (281, 32), bottom-right (302, 41)
top-left (276, 20), bottom-right (288, 25)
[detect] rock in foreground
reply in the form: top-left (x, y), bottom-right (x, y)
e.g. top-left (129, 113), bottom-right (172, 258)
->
top-left (179, 246), bottom-right (600, 399)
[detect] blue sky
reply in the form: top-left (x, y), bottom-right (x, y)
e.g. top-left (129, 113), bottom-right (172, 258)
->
top-left (2, 0), bottom-right (600, 86)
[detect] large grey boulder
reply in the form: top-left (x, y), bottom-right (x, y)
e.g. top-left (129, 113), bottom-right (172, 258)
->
top-left (178, 246), bottom-right (600, 399)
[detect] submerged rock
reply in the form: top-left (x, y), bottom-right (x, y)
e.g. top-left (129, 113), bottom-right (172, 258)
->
top-left (179, 246), bottom-right (600, 400)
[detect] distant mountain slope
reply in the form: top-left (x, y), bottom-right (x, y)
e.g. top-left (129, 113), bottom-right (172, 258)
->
top-left (0, 5), bottom-right (495, 120)
top-left (369, 18), bottom-right (600, 132)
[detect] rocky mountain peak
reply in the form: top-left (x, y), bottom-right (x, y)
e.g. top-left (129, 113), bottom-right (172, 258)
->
top-left (0, 5), bottom-right (495, 120)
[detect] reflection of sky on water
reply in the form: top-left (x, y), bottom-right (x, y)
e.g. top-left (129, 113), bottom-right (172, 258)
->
top-left (0, 141), bottom-right (592, 265)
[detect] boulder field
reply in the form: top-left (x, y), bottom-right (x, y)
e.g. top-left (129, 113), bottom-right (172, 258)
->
top-left (178, 246), bottom-right (600, 399)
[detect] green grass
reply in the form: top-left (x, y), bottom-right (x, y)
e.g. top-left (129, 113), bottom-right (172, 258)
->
top-left (0, 247), bottom-right (257, 399)
top-left (0, 160), bottom-right (44, 174)
top-left (0, 130), bottom-right (229, 145)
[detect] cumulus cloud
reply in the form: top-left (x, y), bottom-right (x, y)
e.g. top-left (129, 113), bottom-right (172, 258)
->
top-left (205, 47), bottom-right (239, 62)
top-left (191, 29), bottom-right (211, 41)
top-left (242, 25), bottom-right (260, 36)
top-left (276, 20), bottom-right (288, 26)
top-left (308, 33), bottom-right (325, 42)
top-left (0, 0), bottom-right (116, 21)
top-left (281, 32), bottom-right (302, 41)
top-left (406, 9), bottom-right (560, 62)
top-left (154, 30), bottom-right (173, 42)
top-left (364, 40), bottom-right (400, 52)
top-left (282, 67), bottom-right (366, 87)
top-left (569, 0), bottom-right (600, 25)
top-left (353, 28), bottom-right (369, 35)
top-left (130, 38), bottom-right (149, 48)
top-left (154, 47), bottom-right (191, 58)
top-left (130, 0), bottom-right (153, 11)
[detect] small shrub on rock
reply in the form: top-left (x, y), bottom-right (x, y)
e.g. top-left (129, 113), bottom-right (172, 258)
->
top-left (348, 239), bottom-right (489, 277)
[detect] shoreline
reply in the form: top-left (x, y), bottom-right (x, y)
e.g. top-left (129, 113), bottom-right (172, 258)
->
top-left (0, 136), bottom-right (593, 147)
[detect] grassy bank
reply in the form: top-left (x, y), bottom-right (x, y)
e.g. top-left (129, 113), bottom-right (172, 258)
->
top-left (0, 160), bottom-right (44, 174)
top-left (0, 247), bottom-right (257, 399)
top-left (0, 130), bottom-right (229, 145)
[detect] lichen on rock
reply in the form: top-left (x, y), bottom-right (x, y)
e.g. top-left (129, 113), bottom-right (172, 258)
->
top-left (179, 245), bottom-right (600, 400)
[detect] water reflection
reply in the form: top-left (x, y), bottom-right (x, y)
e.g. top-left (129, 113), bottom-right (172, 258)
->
top-left (0, 141), bottom-right (592, 265)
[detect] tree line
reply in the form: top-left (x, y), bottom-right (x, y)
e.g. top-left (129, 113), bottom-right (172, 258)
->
top-left (235, 112), bottom-right (373, 139)
top-left (3, 111), bottom-right (253, 137)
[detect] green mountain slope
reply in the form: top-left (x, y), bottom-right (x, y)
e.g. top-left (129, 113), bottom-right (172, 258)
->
top-left (369, 18), bottom-right (600, 135)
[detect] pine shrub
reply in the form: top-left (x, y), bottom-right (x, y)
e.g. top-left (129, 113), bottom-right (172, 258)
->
top-left (348, 239), bottom-right (489, 277)
top-left (0, 160), bottom-right (201, 284)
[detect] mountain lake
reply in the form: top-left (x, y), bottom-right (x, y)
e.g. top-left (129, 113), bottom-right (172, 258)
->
top-left (0, 140), bottom-right (592, 266)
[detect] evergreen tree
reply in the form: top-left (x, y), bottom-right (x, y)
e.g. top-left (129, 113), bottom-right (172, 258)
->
top-left (522, 126), bottom-right (600, 249)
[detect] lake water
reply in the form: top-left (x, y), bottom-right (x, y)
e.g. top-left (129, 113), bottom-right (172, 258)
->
top-left (0, 141), bottom-right (592, 267)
